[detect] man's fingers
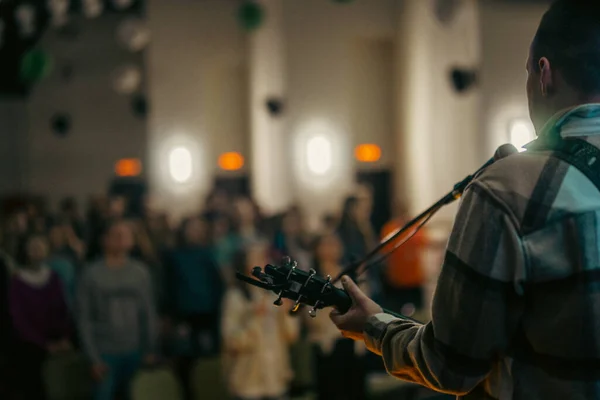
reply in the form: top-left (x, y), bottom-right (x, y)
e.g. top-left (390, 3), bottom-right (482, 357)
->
top-left (329, 308), bottom-right (346, 325)
top-left (341, 276), bottom-right (368, 304)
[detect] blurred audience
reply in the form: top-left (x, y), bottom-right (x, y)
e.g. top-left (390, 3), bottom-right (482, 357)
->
top-left (0, 183), bottom-right (438, 399)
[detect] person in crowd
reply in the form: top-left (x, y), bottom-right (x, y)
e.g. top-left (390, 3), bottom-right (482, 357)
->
top-left (337, 197), bottom-right (376, 263)
top-left (58, 197), bottom-right (86, 240)
top-left (202, 188), bottom-right (231, 222)
top-left (144, 210), bottom-right (175, 254)
top-left (26, 201), bottom-right (51, 235)
top-left (85, 195), bottom-right (109, 261)
top-left (107, 195), bottom-right (128, 219)
top-left (164, 216), bottom-right (225, 399)
top-left (321, 213), bottom-right (339, 235)
top-left (3, 209), bottom-right (29, 259)
top-left (9, 234), bottom-right (72, 400)
top-left (272, 206), bottom-right (312, 271)
top-left (48, 221), bottom-right (86, 267)
top-left (221, 241), bottom-right (298, 400)
top-left (77, 220), bottom-right (158, 400)
top-left (47, 223), bottom-right (77, 310)
top-left (305, 233), bottom-right (367, 400)
top-left (379, 202), bottom-right (431, 316)
top-left (215, 196), bottom-right (264, 275)
top-left (337, 195), bottom-right (380, 298)
top-left (0, 250), bottom-right (14, 398)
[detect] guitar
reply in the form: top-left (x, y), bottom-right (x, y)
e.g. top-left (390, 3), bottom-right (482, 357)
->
top-left (236, 257), bottom-right (420, 323)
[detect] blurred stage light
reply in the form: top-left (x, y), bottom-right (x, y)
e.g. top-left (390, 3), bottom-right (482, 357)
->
top-left (218, 152), bottom-right (244, 171)
top-left (168, 147), bottom-right (193, 183)
top-left (115, 158), bottom-right (141, 177)
top-left (306, 136), bottom-right (332, 175)
top-left (355, 143), bottom-right (381, 163)
top-left (509, 119), bottom-right (535, 152)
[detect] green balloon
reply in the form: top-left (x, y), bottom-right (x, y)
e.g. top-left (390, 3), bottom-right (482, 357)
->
top-left (237, 1), bottom-right (265, 31)
top-left (20, 49), bottom-right (53, 83)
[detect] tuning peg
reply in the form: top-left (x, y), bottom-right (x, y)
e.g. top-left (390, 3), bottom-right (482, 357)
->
top-left (309, 274), bottom-right (331, 318)
top-left (273, 294), bottom-right (284, 306)
top-left (281, 256), bottom-right (291, 265)
top-left (291, 300), bottom-right (301, 313)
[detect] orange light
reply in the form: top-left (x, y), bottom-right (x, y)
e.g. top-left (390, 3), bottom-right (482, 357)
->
top-left (354, 144), bottom-right (381, 163)
top-left (218, 152), bottom-right (244, 171)
top-left (115, 158), bottom-right (142, 177)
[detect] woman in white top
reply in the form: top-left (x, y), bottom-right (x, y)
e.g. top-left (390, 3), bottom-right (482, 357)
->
top-left (221, 241), bottom-right (299, 400)
top-left (304, 233), bottom-right (367, 400)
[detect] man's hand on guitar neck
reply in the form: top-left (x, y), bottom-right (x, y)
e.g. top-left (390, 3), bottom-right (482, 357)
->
top-left (330, 275), bottom-right (383, 341)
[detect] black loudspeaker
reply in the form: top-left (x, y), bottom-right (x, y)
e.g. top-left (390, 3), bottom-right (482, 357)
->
top-left (449, 67), bottom-right (478, 93)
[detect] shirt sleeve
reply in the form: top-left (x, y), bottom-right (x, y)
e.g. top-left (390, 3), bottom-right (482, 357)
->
top-left (363, 182), bottom-right (527, 396)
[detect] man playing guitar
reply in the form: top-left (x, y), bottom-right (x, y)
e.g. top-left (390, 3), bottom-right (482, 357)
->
top-left (331, 1), bottom-right (600, 399)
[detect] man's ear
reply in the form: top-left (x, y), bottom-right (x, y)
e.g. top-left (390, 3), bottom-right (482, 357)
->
top-left (539, 57), bottom-right (554, 97)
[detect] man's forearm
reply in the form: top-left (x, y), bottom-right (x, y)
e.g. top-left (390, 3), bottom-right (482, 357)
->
top-left (364, 313), bottom-right (488, 396)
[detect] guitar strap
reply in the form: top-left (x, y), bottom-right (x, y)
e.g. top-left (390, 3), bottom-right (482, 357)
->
top-left (524, 137), bottom-right (600, 193)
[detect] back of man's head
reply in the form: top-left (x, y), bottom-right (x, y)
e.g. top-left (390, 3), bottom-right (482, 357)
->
top-left (533, 0), bottom-right (600, 95)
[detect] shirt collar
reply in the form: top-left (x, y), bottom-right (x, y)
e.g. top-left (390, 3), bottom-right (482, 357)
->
top-left (525, 104), bottom-right (600, 150)
top-left (538, 103), bottom-right (600, 139)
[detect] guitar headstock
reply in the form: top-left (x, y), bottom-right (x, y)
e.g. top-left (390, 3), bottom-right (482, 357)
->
top-left (235, 257), bottom-right (352, 318)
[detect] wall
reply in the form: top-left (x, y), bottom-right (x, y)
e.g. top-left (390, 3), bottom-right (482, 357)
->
top-left (146, 0), bottom-right (247, 218)
top-left (284, 0), bottom-right (397, 226)
top-left (27, 15), bottom-right (147, 208)
top-left (480, 1), bottom-right (547, 155)
top-left (0, 99), bottom-right (28, 196)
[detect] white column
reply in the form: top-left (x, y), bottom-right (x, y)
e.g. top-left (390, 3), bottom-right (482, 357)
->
top-left (249, 0), bottom-right (291, 215)
top-left (394, 0), bottom-right (480, 224)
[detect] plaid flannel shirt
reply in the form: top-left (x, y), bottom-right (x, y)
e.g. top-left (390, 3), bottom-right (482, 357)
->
top-left (364, 104), bottom-right (600, 399)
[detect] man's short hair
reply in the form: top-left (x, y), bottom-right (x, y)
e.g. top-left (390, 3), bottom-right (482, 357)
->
top-left (532, 0), bottom-right (600, 95)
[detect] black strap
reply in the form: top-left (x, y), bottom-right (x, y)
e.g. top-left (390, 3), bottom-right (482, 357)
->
top-left (525, 138), bottom-right (600, 193)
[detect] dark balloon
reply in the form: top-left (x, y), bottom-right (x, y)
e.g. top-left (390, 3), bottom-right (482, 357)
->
top-left (20, 49), bottom-right (53, 83)
top-left (238, 1), bottom-right (265, 31)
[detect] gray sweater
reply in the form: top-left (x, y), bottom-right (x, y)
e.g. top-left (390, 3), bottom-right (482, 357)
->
top-left (77, 258), bottom-right (158, 363)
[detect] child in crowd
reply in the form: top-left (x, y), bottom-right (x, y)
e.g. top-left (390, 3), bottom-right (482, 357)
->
top-left (305, 233), bottom-right (367, 400)
top-left (77, 220), bottom-right (158, 400)
top-left (9, 234), bottom-right (72, 400)
top-left (222, 241), bottom-right (298, 400)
